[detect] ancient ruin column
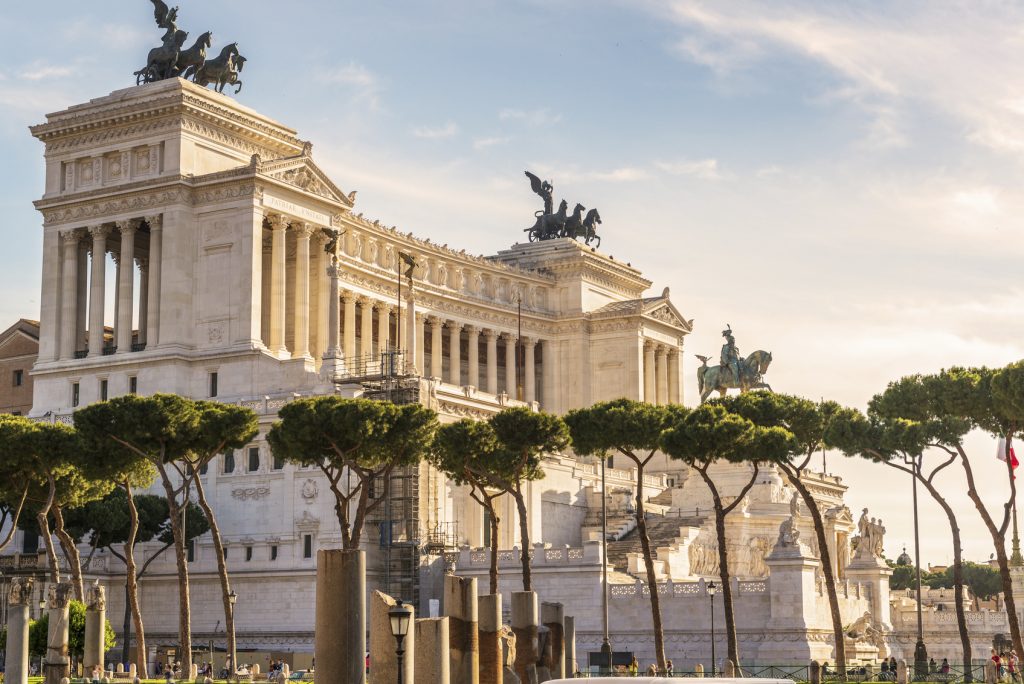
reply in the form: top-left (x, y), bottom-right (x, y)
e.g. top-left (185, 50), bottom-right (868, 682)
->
top-left (59, 231), bottom-right (80, 360)
top-left (5, 577), bottom-right (34, 684)
top-left (371, 591), bottom-right (415, 684)
top-left (466, 325), bottom-right (480, 388)
top-left (116, 219), bottom-right (137, 353)
top-left (448, 322), bottom-right (463, 385)
top-left (478, 594), bottom-right (503, 684)
top-left (342, 291), bottom-right (356, 362)
top-left (416, 617), bottom-right (451, 684)
top-left (83, 583), bottom-right (106, 674)
top-left (503, 333), bottom-right (516, 397)
top-left (359, 296), bottom-right (374, 358)
top-left (643, 340), bottom-right (656, 403)
top-left (137, 258), bottom-right (149, 346)
top-left (430, 317), bottom-right (444, 378)
top-left (511, 591), bottom-right (538, 684)
top-left (87, 225), bottom-right (110, 357)
top-left (564, 615), bottom-right (577, 677)
top-left (445, 575), bottom-right (479, 684)
top-left (268, 215), bottom-right (288, 355)
top-left (377, 303), bottom-right (391, 353)
top-left (144, 214), bottom-right (162, 347)
top-left (541, 602), bottom-right (565, 679)
top-left (293, 223), bottom-right (313, 358)
top-left (668, 349), bottom-right (680, 404)
top-left (656, 345), bottom-right (669, 405)
top-left (484, 330), bottom-right (499, 395)
top-left (523, 337), bottom-right (536, 404)
top-left (315, 550), bottom-right (365, 684)
top-left (44, 582), bottom-right (74, 684)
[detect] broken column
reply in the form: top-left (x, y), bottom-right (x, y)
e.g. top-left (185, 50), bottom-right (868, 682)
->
top-left (478, 594), bottom-right (503, 684)
top-left (315, 549), bottom-right (365, 684)
top-left (44, 582), bottom-right (74, 684)
top-left (371, 590), bottom-right (415, 684)
top-left (540, 602), bottom-right (564, 679)
top-left (445, 575), bottom-right (479, 684)
top-left (5, 577), bottom-right (34, 684)
top-left (563, 616), bottom-right (576, 677)
top-left (415, 617), bottom-right (450, 684)
top-left (510, 591), bottom-right (538, 684)
top-left (84, 582), bottom-right (107, 675)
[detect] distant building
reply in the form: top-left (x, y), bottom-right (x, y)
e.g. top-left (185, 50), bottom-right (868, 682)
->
top-left (0, 319), bottom-right (39, 416)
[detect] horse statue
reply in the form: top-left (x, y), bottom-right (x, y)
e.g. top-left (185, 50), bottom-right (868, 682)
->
top-left (696, 349), bottom-right (773, 402)
top-left (560, 203), bottom-right (585, 238)
top-left (135, 29), bottom-right (188, 84)
top-left (525, 199), bottom-right (568, 242)
top-left (176, 31), bottom-right (212, 81)
top-left (194, 43), bottom-right (245, 94)
top-left (581, 208), bottom-right (601, 248)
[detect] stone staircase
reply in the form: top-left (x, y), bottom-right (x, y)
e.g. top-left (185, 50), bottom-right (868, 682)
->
top-left (605, 514), bottom-right (707, 578)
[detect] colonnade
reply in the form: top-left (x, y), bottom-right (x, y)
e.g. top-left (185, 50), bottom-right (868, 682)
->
top-left (642, 340), bottom-right (680, 405)
top-left (56, 215), bottom-right (161, 360)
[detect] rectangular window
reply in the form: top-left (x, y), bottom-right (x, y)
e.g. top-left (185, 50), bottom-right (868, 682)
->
top-left (100, 379), bottom-right (108, 401)
top-left (223, 547), bottom-right (229, 560)
top-left (248, 447), bottom-right (260, 472)
top-left (128, 376), bottom-right (137, 394)
top-left (245, 546), bottom-right (253, 562)
top-left (13, 369), bottom-right (23, 387)
top-left (209, 371), bottom-right (218, 398)
top-left (21, 530), bottom-right (38, 554)
top-left (187, 539), bottom-right (195, 563)
top-left (223, 450), bottom-right (235, 474)
top-left (270, 545), bottom-right (278, 561)
top-left (272, 453), bottom-right (284, 471)
top-left (199, 462), bottom-right (209, 476)
top-left (303, 534), bottom-right (313, 559)
top-left (71, 382), bottom-right (80, 408)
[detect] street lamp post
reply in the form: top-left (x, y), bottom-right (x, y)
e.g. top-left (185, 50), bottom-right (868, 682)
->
top-left (708, 581), bottom-right (717, 676)
top-left (389, 600), bottom-right (413, 684)
top-left (600, 454), bottom-right (613, 674)
top-left (904, 453), bottom-right (928, 680)
top-left (227, 590), bottom-right (237, 681)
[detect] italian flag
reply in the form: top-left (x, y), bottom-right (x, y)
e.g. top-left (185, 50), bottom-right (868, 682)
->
top-left (997, 437), bottom-right (1020, 470)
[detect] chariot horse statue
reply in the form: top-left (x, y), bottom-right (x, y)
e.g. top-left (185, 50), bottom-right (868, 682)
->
top-left (695, 325), bottom-right (773, 401)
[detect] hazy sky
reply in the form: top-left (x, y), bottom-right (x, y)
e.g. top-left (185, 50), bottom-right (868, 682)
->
top-left (1, 1), bottom-right (1022, 566)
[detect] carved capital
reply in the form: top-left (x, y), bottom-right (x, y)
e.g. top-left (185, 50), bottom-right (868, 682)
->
top-left (644, 339), bottom-right (656, 352)
top-left (427, 315), bottom-right (444, 330)
top-left (144, 214), bottom-right (163, 231)
top-left (483, 328), bottom-right (499, 340)
top-left (117, 218), bottom-right (141, 235)
top-left (293, 222), bottom-right (315, 239)
top-left (356, 295), bottom-right (372, 306)
top-left (655, 344), bottom-right (668, 357)
top-left (447, 321), bottom-right (464, 333)
top-left (85, 582), bottom-right (106, 611)
top-left (341, 290), bottom-right (356, 302)
top-left (500, 332), bottom-right (516, 342)
top-left (88, 224), bottom-right (111, 241)
top-left (520, 335), bottom-right (535, 346)
top-left (60, 229), bottom-right (83, 244)
top-left (47, 582), bottom-right (74, 610)
top-left (7, 577), bottom-right (34, 606)
top-left (136, 256), bottom-right (149, 272)
top-left (464, 324), bottom-right (479, 336)
top-left (374, 302), bottom-right (392, 314)
top-left (268, 213), bottom-right (289, 231)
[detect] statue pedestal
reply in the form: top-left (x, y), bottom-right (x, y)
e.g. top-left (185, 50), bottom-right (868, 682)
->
top-left (846, 555), bottom-right (893, 631)
top-left (761, 537), bottom-right (831, 663)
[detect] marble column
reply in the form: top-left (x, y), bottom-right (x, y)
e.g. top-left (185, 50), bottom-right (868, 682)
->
top-left (466, 325), bottom-right (480, 388)
top-left (342, 291), bottom-right (356, 362)
top-left (359, 297), bottom-right (374, 359)
top-left (144, 214), bottom-right (162, 347)
top-left (541, 338), bottom-right (557, 411)
top-left (376, 303), bottom-right (391, 353)
top-left (484, 329), bottom-right (498, 395)
top-left (5, 577), bottom-right (34, 684)
top-left (137, 258), bottom-right (149, 346)
top-left (314, 234), bottom-right (331, 360)
top-left (111, 252), bottom-right (121, 345)
top-left (293, 223), bottom-right (313, 358)
top-left (668, 349), bottom-right (680, 404)
top-left (75, 240), bottom-right (88, 354)
top-left (523, 337), bottom-right (536, 404)
top-left (116, 219), bottom-right (137, 353)
top-left (445, 575), bottom-right (479, 684)
top-left (268, 215), bottom-right (289, 355)
top-left (44, 583), bottom-right (73, 684)
top-left (503, 333), bottom-right (516, 397)
top-left (656, 345), bottom-right (669, 405)
top-left (448, 322), bottom-right (462, 386)
top-left (415, 311), bottom-right (425, 373)
top-left (87, 225), bottom-right (110, 358)
top-left (325, 263), bottom-right (341, 358)
top-left (643, 340), bottom-right (656, 404)
top-left (430, 317), bottom-right (444, 378)
top-left (59, 231), bottom-right (80, 360)
top-left (315, 550), bottom-right (365, 683)
top-left (83, 583), bottom-right (106, 673)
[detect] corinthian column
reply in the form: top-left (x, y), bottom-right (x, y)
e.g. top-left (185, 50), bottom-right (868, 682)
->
top-left (137, 258), bottom-right (149, 346)
top-left (656, 345), bottom-right (669, 405)
top-left (116, 220), bottom-right (138, 353)
top-left (668, 349), bottom-right (680, 404)
top-left (523, 336), bottom-right (536, 404)
top-left (359, 297), bottom-right (374, 358)
top-left (293, 223), bottom-right (313, 358)
top-left (643, 340), bottom-right (656, 404)
top-left (314, 233), bottom-right (331, 360)
top-left (325, 263), bottom-right (341, 358)
top-left (342, 291), bottom-right (356, 362)
top-left (87, 225), bottom-right (110, 358)
top-left (448, 322), bottom-right (463, 386)
top-left (429, 317), bottom-right (443, 378)
top-left (59, 231), bottom-right (81, 360)
top-left (376, 303), bottom-right (391, 352)
top-left (485, 329), bottom-right (498, 394)
top-left (503, 333), bottom-right (516, 397)
top-left (268, 214), bottom-right (288, 355)
top-left (144, 215), bottom-right (162, 347)
top-left (466, 325), bottom-right (480, 388)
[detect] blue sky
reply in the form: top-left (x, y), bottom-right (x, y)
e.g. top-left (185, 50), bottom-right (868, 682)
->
top-left (2, 0), bottom-right (1023, 564)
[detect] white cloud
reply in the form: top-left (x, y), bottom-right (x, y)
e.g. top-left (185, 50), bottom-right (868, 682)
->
top-left (952, 188), bottom-right (1000, 216)
top-left (21, 64), bottom-right (73, 81)
top-left (318, 62), bottom-right (382, 109)
top-left (473, 136), bottom-right (510, 150)
top-left (498, 108), bottom-right (562, 127)
top-left (655, 158), bottom-right (726, 180)
top-left (412, 122), bottom-right (458, 139)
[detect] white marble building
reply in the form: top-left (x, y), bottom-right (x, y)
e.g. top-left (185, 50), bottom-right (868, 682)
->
top-left (4, 78), bottom-right (1011, 670)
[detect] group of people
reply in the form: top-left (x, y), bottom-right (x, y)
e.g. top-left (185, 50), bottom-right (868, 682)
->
top-left (993, 648), bottom-right (1021, 682)
top-left (623, 655), bottom-right (676, 675)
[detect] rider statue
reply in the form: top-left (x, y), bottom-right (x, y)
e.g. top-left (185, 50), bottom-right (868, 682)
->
top-left (721, 325), bottom-right (741, 385)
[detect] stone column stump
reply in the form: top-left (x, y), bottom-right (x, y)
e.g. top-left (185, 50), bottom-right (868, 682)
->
top-left (445, 575), bottom-right (479, 684)
top-left (415, 617), bottom-right (450, 684)
top-left (540, 602), bottom-right (564, 679)
top-left (5, 577), bottom-right (34, 684)
top-left (84, 583), bottom-right (107, 674)
top-left (315, 549), bottom-right (366, 684)
top-left (44, 582), bottom-right (74, 684)
top-left (563, 616), bottom-right (576, 677)
top-left (478, 594), bottom-right (503, 684)
top-left (510, 591), bottom-right (538, 684)
top-left (370, 590), bottom-right (415, 684)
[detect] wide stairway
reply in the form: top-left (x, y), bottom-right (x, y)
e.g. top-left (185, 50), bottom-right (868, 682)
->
top-left (605, 514), bottom-right (705, 574)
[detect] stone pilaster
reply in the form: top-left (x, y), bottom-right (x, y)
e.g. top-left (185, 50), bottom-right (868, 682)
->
top-left (376, 302), bottom-right (391, 353)
top-left (136, 257), bottom-right (149, 346)
top-left (502, 333), bottom-right (516, 398)
top-left (342, 291), bottom-right (356, 364)
top-left (359, 296), bottom-right (374, 359)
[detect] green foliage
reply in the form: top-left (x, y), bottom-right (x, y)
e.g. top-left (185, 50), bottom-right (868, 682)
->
top-left (488, 406), bottom-right (570, 484)
top-left (429, 419), bottom-right (500, 487)
top-left (564, 398), bottom-right (681, 459)
top-left (660, 402), bottom-right (796, 466)
top-left (73, 393), bottom-right (204, 466)
top-left (888, 561), bottom-right (1001, 599)
top-left (62, 490), bottom-right (175, 550)
top-left (29, 600), bottom-right (116, 658)
top-left (187, 401), bottom-right (259, 468)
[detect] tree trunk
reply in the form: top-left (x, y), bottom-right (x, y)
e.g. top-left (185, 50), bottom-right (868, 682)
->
top-left (513, 487), bottom-right (532, 591)
top-left (708, 489), bottom-right (739, 671)
top-left (51, 504), bottom-right (84, 601)
top-left (38, 510), bottom-right (61, 584)
top-left (158, 466), bottom-right (193, 677)
top-left (633, 463), bottom-right (667, 671)
top-left (0, 485), bottom-right (28, 554)
top-left (192, 469), bottom-right (236, 681)
top-left (488, 500), bottom-right (500, 596)
top-left (784, 467), bottom-right (847, 680)
top-left (123, 482), bottom-right (148, 679)
top-left (914, 474), bottom-right (971, 678)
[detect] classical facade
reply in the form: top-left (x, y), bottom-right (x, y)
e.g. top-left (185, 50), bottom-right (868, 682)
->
top-left (0, 319), bottom-right (40, 416)
top-left (12, 78), bottom-right (1011, 671)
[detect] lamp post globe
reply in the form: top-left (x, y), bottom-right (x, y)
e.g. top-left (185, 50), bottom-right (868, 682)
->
top-left (389, 600), bottom-right (413, 684)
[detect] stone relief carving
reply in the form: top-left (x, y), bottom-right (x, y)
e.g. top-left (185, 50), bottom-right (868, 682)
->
top-left (300, 479), bottom-right (319, 504)
top-left (47, 582), bottom-right (74, 609)
top-left (232, 486), bottom-right (271, 501)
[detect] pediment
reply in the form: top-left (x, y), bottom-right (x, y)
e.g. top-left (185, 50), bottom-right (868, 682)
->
top-left (258, 153), bottom-right (355, 208)
top-left (643, 300), bottom-right (694, 332)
